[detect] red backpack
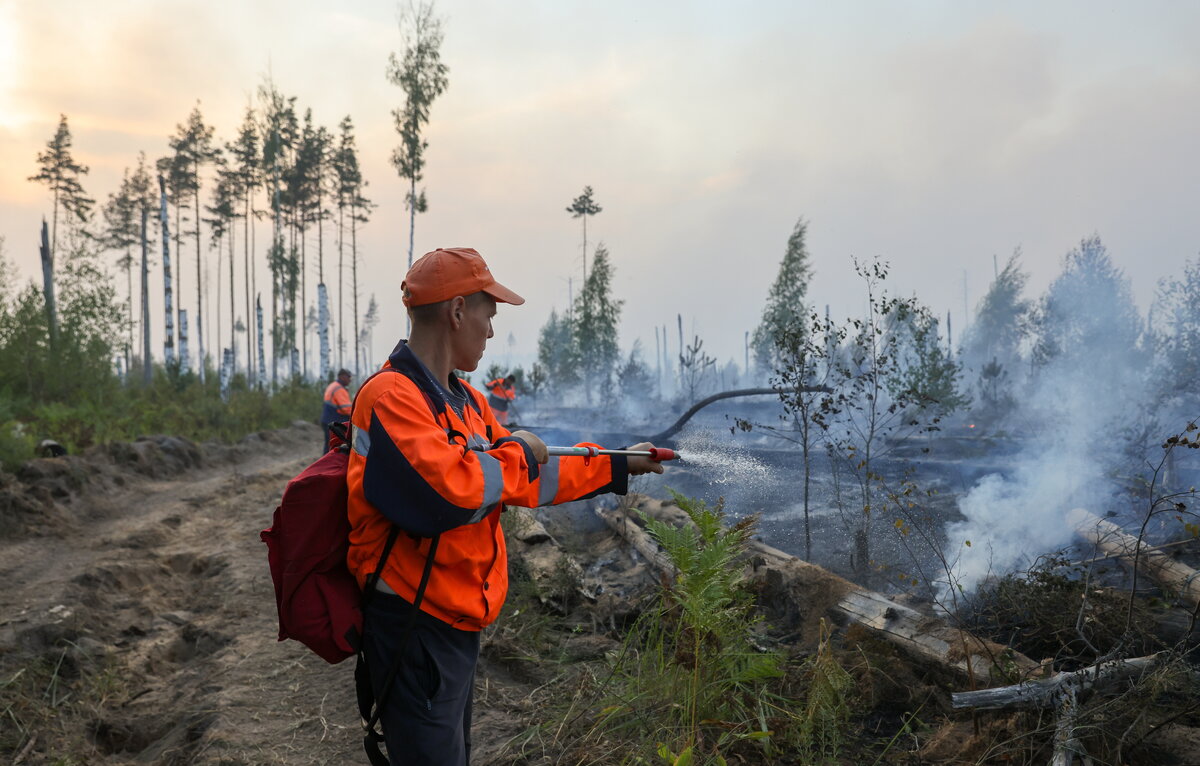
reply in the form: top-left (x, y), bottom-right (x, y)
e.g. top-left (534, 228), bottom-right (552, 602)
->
top-left (261, 369), bottom-right (403, 664)
top-left (261, 428), bottom-right (368, 663)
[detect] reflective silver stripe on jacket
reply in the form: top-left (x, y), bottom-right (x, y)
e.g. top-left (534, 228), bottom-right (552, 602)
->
top-left (353, 427), bottom-right (370, 457)
top-left (538, 457), bottom-right (560, 506)
top-left (466, 432), bottom-right (491, 451)
top-left (469, 451), bottom-right (504, 523)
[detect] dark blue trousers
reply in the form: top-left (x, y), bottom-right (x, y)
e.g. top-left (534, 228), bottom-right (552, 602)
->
top-left (362, 591), bottom-right (480, 766)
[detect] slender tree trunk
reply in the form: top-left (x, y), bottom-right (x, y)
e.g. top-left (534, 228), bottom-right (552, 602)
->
top-left (582, 214), bottom-right (587, 287)
top-left (50, 189), bottom-right (59, 263)
top-left (244, 190), bottom-right (253, 384)
top-left (125, 247), bottom-right (134, 376)
top-left (318, 283), bottom-right (329, 380)
top-left (174, 198), bottom-right (183, 366)
top-left (406, 175), bottom-right (416, 336)
top-left (272, 172), bottom-right (281, 386)
top-left (229, 218), bottom-right (236, 372)
top-left (299, 218), bottom-right (307, 379)
top-left (180, 309), bottom-right (189, 373)
top-left (141, 208), bottom-right (151, 386)
top-left (352, 210), bottom-right (360, 376)
top-left (337, 203), bottom-right (345, 371)
top-left (158, 175), bottom-right (175, 366)
top-left (195, 188), bottom-right (205, 382)
top-left (256, 294), bottom-right (266, 385)
top-left (318, 191), bottom-right (329, 380)
top-left (39, 218), bottom-right (57, 352)
top-left (216, 233), bottom-right (223, 366)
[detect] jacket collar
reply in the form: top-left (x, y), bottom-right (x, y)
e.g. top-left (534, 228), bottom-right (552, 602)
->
top-left (387, 340), bottom-right (482, 417)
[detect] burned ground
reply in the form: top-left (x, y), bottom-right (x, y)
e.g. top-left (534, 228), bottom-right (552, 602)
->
top-left (1, 422), bottom-right (1198, 765)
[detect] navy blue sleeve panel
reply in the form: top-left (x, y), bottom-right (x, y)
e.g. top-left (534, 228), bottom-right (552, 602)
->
top-left (576, 453), bottom-right (629, 500)
top-left (491, 436), bottom-right (540, 482)
top-left (362, 412), bottom-right (494, 537)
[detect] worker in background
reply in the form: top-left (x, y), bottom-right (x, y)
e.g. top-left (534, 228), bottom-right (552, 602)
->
top-left (346, 247), bottom-right (666, 766)
top-left (486, 373), bottom-right (517, 425)
top-left (320, 368), bottom-right (353, 450)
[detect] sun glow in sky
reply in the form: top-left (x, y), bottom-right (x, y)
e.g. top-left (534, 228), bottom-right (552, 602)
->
top-left (2, 0), bottom-right (1200, 373)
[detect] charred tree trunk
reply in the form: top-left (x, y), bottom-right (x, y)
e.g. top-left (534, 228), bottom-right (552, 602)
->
top-left (140, 207), bottom-right (151, 385)
top-left (1069, 508), bottom-right (1200, 608)
top-left (158, 175), bottom-right (175, 366)
top-left (597, 502), bottom-right (1039, 684)
top-left (194, 189), bottom-right (205, 383)
top-left (38, 219), bottom-right (57, 352)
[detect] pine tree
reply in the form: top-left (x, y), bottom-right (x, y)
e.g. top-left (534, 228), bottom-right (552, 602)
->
top-left (537, 308), bottom-right (579, 395)
top-left (572, 244), bottom-right (622, 405)
top-left (101, 167), bottom-right (140, 372)
top-left (175, 104), bottom-right (219, 380)
top-left (387, 0), bottom-right (450, 279)
top-left (28, 114), bottom-right (94, 261)
top-left (1031, 235), bottom-right (1142, 370)
top-left (1152, 255), bottom-right (1200, 403)
top-left (566, 186), bottom-right (602, 286)
top-left (228, 106), bottom-right (260, 382)
top-left (334, 116), bottom-right (362, 371)
top-left (960, 250), bottom-right (1030, 415)
top-left (350, 169), bottom-right (374, 376)
top-left (204, 153), bottom-right (240, 369)
top-left (752, 217), bottom-right (813, 373)
top-left (129, 153), bottom-right (156, 384)
top-left (259, 78), bottom-right (299, 382)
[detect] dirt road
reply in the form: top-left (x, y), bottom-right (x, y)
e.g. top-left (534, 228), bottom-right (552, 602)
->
top-left (0, 425), bottom-right (396, 764)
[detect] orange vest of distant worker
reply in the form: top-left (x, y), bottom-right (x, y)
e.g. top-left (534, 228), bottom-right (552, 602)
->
top-left (346, 343), bottom-right (627, 631)
top-left (322, 380), bottom-right (352, 426)
top-left (486, 378), bottom-right (516, 403)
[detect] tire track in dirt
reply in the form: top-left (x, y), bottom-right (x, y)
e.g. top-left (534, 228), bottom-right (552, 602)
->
top-left (0, 424), bottom-right (369, 765)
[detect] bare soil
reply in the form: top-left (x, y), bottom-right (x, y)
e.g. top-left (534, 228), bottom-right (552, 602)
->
top-left (2, 424), bottom-right (1198, 765)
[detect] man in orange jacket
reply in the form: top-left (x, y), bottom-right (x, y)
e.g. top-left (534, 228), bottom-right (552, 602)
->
top-left (320, 368), bottom-right (353, 450)
top-left (346, 247), bottom-right (664, 765)
top-left (485, 373), bottom-right (517, 425)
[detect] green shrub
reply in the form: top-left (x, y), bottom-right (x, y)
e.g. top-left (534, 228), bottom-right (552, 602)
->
top-left (601, 492), bottom-right (783, 763)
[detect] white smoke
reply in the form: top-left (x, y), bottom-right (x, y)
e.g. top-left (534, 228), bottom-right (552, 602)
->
top-left (943, 237), bottom-right (1148, 594)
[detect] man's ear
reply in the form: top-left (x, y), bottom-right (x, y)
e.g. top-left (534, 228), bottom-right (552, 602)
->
top-left (448, 295), bottom-right (467, 328)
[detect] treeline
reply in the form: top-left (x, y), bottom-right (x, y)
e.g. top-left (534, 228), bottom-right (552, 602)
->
top-left (742, 218), bottom-right (1200, 581)
top-left (28, 98), bottom-right (376, 389)
top-left (1, 3), bottom-right (452, 468)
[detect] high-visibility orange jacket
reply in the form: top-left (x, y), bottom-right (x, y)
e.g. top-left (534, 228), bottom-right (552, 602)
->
top-left (346, 343), bottom-right (627, 631)
top-left (321, 381), bottom-right (352, 425)
top-left (486, 378), bottom-right (516, 412)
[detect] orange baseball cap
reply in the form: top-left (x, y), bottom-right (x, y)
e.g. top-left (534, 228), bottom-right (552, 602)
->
top-left (402, 247), bottom-right (525, 307)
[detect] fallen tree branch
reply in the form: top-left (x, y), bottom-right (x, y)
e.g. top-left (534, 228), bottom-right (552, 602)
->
top-left (1068, 508), bottom-right (1200, 608)
top-left (596, 503), bottom-right (1039, 683)
top-left (951, 653), bottom-right (1162, 711)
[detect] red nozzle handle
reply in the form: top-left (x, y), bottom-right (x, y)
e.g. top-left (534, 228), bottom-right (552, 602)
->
top-left (648, 447), bottom-right (678, 462)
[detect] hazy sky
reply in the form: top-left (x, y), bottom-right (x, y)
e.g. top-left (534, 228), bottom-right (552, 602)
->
top-left (2, 0), bottom-right (1199, 374)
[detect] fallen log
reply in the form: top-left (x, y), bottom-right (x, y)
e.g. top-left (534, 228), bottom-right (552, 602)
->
top-left (953, 653), bottom-right (1164, 766)
top-left (951, 653), bottom-right (1163, 711)
top-left (596, 502), bottom-right (1040, 684)
top-left (1068, 508), bottom-right (1200, 608)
